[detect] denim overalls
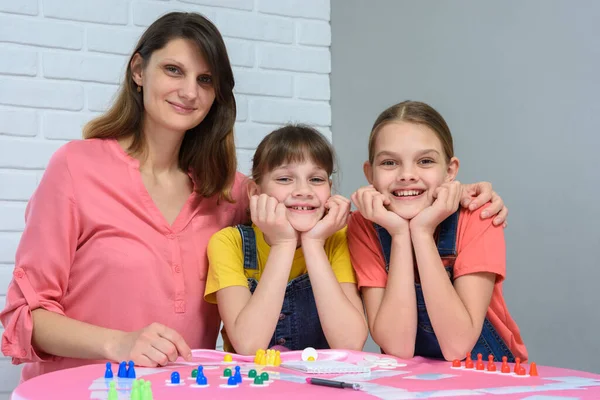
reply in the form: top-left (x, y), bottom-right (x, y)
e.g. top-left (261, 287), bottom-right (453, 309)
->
top-left (237, 225), bottom-right (329, 350)
top-left (374, 211), bottom-right (515, 361)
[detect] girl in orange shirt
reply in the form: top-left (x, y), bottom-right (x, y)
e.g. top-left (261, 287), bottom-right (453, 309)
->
top-left (348, 101), bottom-right (527, 362)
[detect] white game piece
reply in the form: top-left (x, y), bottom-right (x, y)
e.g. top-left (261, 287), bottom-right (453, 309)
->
top-left (301, 347), bottom-right (318, 362)
top-left (190, 384), bottom-right (210, 388)
top-left (219, 383), bottom-right (239, 388)
top-left (364, 355), bottom-right (380, 362)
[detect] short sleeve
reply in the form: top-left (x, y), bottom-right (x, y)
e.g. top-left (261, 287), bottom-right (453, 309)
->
top-left (346, 211), bottom-right (388, 289)
top-left (0, 144), bottom-right (79, 364)
top-left (325, 227), bottom-right (356, 284)
top-left (454, 207), bottom-right (506, 281)
top-left (204, 227), bottom-right (249, 304)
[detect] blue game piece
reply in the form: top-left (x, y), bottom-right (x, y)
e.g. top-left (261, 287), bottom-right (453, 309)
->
top-left (126, 360), bottom-right (136, 378)
top-left (117, 361), bottom-right (127, 378)
top-left (227, 376), bottom-right (238, 386)
top-left (104, 362), bottom-right (113, 379)
top-left (233, 365), bottom-right (242, 384)
top-left (198, 365), bottom-right (204, 375)
top-left (170, 371), bottom-right (180, 384)
top-left (196, 373), bottom-right (207, 386)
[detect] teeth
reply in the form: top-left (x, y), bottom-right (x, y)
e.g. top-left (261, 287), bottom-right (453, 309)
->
top-left (292, 206), bottom-right (313, 211)
top-left (394, 190), bottom-right (422, 197)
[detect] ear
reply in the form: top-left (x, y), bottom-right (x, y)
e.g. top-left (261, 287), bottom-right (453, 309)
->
top-left (445, 157), bottom-right (460, 182)
top-left (247, 180), bottom-right (260, 199)
top-left (130, 53), bottom-right (144, 87)
top-left (363, 161), bottom-right (374, 184)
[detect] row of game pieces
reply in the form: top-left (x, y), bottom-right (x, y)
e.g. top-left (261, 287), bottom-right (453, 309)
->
top-left (107, 379), bottom-right (153, 400)
top-left (452, 353), bottom-right (538, 377)
top-left (167, 365), bottom-right (272, 388)
top-left (254, 349), bottom-right (282, 366)
top-left (105, 361), bottom-right (136, 379)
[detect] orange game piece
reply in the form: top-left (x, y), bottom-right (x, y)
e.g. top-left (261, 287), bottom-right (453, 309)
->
top-left (476, 353), bottom-right (485, 370)
top-left (514, 357), bottom-right (521, 374)
top-left (517, 366), bottom-right (527, 376)
top-left (501, 356), bottom-right (511, 374)
top-left (487, 354), bottom-right (496, 371)
top-left (452, 359), bottom-right (461, 368)
top-left (529, 362), bottom-right (538, 377)
top-left (465, 352), bottom-right (474, 369)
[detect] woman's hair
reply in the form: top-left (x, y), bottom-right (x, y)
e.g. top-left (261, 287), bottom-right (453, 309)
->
top-left (83, 12), bottom-right (237, 201)
top-left (251, 124), bottom-right (335, 184)
top-left (368, 101), bottom-right (454, 164)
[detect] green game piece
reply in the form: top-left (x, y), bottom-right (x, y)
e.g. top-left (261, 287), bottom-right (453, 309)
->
top-left (253, 376), bottom-right (264, 385)
top-left (248, 369), bottom-right (257, 378)
top-left (142, 381), bottom-right (153, 400)
top-left (260, 372), bottom-right (269, 381)
top-left (223, 368), bottom-right (232, 377)
top-left (191, 368), bottom-right (198, 378)
top-left (130, 379), bottom-right (141, 400)
top-left (108, 381), bottom-right (118, 400)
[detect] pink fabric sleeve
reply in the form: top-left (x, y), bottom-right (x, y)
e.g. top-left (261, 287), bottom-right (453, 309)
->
top-left (453, 207), bottom-right (506, 281)
top-left (0, 144), bottom-right (79, 364)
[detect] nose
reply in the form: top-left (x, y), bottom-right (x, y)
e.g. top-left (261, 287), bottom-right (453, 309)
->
top-left (179, 77), bottom-right (198, 101)
top-left (397, 165), bottom-right (418, 183)
top-left (291, 181), bottom-right (314, 198)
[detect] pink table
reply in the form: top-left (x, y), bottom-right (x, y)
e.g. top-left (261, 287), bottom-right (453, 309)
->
top-left (11, 349), bottom-right (600, 399)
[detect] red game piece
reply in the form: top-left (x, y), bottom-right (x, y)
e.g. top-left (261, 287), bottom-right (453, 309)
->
top-left (517, 366), bottom-right (527, 376)
top-left (501, 356), bottom-right (511, 374)
top-left (475, 353), bottom-right (485, 370)
top-left (514, 357), bottom-right (521, 374)
top-left (529, 362), bottom-right (539, 376)
top-left (465, 352), bottom-right (474, 369)
top-left (451, 359), bottom-right (461, 368)
top-left (487, 355), bottom-right (497, 372)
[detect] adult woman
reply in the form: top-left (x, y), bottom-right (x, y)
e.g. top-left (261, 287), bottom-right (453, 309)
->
top-left (1, 12), bottom-right (247, 381)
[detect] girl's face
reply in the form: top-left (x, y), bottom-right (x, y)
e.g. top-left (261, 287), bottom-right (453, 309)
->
top-left (132, 38), bottom-right (216, 136)
top-left (254, 159), bottom-right (332, 232)
top-left (364, 121), bottom-right (459, 220)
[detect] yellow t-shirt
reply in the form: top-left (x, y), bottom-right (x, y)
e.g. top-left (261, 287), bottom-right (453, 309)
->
top-left (205, 224), bottom-right (356, 304)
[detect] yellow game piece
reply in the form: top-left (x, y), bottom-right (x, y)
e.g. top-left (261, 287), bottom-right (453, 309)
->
top-left (308, 356), bottom-right (315, 361)
top-left (259, 352), bottom-right (267, 365)
top-left (274, 350), bottom-right (282, 366)
top-left (224, 354), bottom-right (233, 362)
top-left (267, 349), bottom-right (276, 366)
top-left (254, 349), bottom-right (265, 364)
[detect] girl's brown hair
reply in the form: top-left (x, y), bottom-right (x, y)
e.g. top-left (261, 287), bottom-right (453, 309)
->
top-left (251, 125), bottom-right (335, 184)
top-left (368, 101), bottom-right (454, 164)
top-left (83, 12), bottom-right (237, 201)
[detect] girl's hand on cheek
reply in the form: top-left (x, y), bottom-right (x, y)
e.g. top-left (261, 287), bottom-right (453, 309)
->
top-left (302, 195), bottom-right (350, 244)
top-left (351, 185), bottom-right (409, 237)
top-left (250, 194), bottom-right (297, 246)
top-left (410, 181), bottom-right (462, 236)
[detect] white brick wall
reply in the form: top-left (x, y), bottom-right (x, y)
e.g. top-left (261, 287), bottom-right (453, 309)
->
top-left (0, 0), bottom-right (331, 395)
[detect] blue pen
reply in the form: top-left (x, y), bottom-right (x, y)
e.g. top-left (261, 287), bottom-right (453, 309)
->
top-left (306, 377), bottom-right (362, 390)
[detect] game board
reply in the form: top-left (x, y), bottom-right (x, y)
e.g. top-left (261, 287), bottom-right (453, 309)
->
top-left (11, 349), bottom-right (600, 400)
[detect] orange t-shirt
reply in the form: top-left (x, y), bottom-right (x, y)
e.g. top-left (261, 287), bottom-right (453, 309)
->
top-left (347, 208), bottom-right (527, 362)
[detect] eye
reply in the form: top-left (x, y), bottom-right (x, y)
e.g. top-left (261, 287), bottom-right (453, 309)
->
top-left (198, 75), bottom-right (213, 85)
top-left (380, 160), bottom-right (397, 167)
top-left (276, 177), bottom-right (292, 183)
top-left (418, 158), bottom-right (435, 165)
top-left (310, 177), bottom-right (327, 184)
top-left (165, 65), bottom-right (181, 75)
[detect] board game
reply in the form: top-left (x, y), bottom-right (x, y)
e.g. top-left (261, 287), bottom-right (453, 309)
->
top-left (11, 349), bottom-right (600, 399)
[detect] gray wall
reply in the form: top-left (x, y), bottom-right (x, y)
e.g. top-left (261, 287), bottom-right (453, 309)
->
top-left (331, 0), bottom-right (600, 372)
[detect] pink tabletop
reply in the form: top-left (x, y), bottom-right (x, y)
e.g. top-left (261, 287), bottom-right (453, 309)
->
top-left (11, 349), bottom-right (600, 399)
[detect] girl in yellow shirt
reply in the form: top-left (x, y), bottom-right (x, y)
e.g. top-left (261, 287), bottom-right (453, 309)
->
top-left (205, 124), bottom-right (368, 354)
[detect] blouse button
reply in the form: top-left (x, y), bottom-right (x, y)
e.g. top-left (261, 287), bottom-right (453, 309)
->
top-left (14, 269), bottom-right (24, 279)
top-left (277, 338), bottom-right (286, 345)
top-left (174, 265), bottom-right (181, 273)
top-left (20, 350), bottom-right (27, 357)
top-left (167, 234), bottom-right (175, 240)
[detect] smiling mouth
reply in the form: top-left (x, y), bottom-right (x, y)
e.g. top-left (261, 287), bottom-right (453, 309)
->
top-left (392, 190), bottom-right (424, 198)
top-left (167, 101), bottom-right (196, 112)
top-left (288, 206), bottom-right (316, 211)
